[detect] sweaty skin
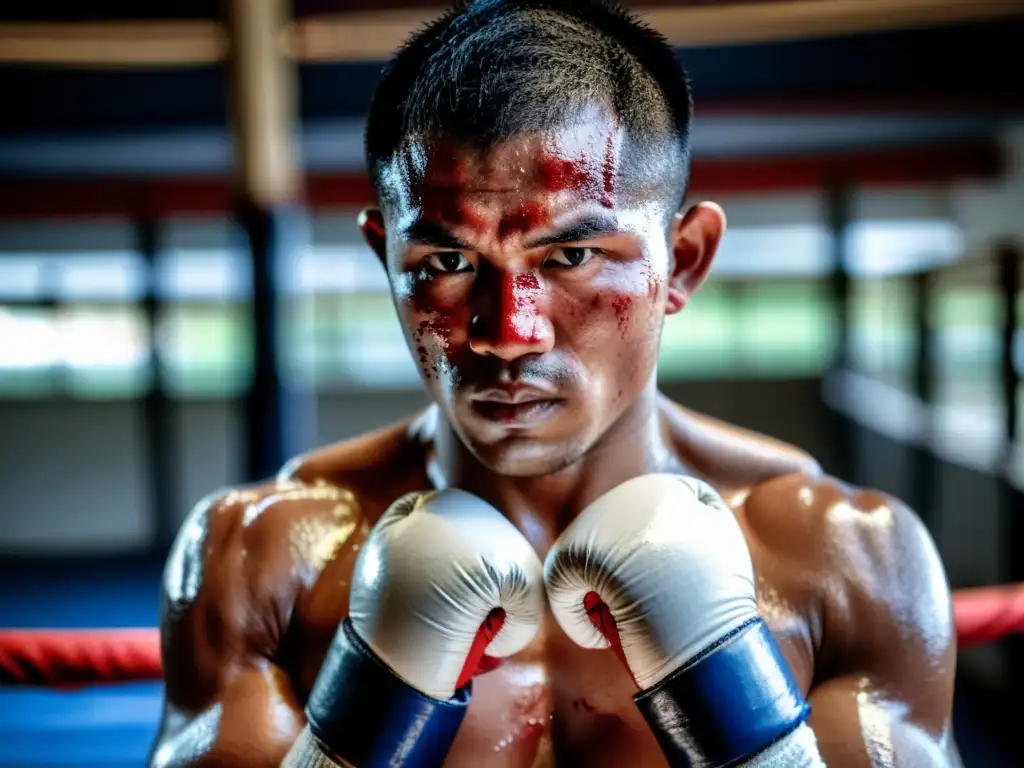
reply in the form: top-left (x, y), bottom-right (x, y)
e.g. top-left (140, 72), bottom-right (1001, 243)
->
top-left (149, 110), bottom-right (960, 767)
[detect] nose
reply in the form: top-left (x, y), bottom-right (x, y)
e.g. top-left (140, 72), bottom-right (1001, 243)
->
top-left (469, 270), bottom-right (555, 360)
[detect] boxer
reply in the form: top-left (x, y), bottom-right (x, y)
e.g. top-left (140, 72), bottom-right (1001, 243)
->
top-left (148, 1), bottom-right (961, 765)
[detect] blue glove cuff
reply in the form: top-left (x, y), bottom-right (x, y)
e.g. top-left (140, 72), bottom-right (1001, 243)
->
top-left (305, 618), bottom-right (471, 768)
top-left (633, 617), bottom-right (810, 768)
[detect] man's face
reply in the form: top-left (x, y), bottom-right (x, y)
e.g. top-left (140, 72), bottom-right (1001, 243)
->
top-left (364, 109), bottom-right (716, 476)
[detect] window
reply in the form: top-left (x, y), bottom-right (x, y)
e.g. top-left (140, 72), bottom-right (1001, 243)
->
top-left (705, 224), bottom-right (831, 278)
top-left (11, 214), bottom-right (973, 397)
top-left (0, 217), bottom-right (848, 396)
top-left (845, 219), bottom-right (963, 277)
top-left (734, 279), bottom-right (837, 377)
top-left (658, 277), bottom-right (838, 380)
top-left (846, 218), bottom-right (966, 392)
top-left (659, 222), bottom-right (836, 380)
top-left (159, 302), bottom-right (252, 398)
top-left (848, 276), bottom-right (916, 390)
top-left (0, 304), bottom-right (150, 398)
top-left (931, 259), bottom-right (1003, 417)
top-left (835, 217), bottom-right (1011, 475)
top-left (659, 283), bottom-right (738, 379)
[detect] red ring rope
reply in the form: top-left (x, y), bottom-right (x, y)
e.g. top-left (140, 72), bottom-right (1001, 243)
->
top-left (0, 629), bottom-right (160, 687)
top-left (951, 583), bottom-right (1024, 648)
top-left (0, 585), bottom-right (1021, 687)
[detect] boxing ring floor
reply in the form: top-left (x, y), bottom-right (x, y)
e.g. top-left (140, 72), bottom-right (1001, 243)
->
top-left (0, 558), bottom-right (1017, 767)
top-left (0, 559), bottom-right (161, 767)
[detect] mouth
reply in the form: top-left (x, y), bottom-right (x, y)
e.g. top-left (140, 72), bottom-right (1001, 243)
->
top-left (470, 385), bottom-right (563, 427)
top-left (470, 398), bottom-right (563, 426)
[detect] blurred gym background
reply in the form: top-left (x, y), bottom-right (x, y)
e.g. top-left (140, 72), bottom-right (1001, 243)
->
top-left (0, 0), bottom-right (1022, 765)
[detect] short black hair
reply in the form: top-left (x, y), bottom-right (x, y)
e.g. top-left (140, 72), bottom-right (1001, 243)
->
top-left (365, 0), bottom-right (693, 212)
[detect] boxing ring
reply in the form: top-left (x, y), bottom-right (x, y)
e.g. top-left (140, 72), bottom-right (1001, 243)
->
top-left (0, 579), bottom-right (1020, 766)
top-left (3, 583), bottom-right (1023, 687)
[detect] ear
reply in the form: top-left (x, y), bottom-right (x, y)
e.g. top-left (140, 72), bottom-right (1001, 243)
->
top-left (665, 201), bottom-right (726, 316)
top-left (358, 207), bottom-right (388, 265)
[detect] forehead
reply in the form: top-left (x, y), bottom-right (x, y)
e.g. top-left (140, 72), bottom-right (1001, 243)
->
top-left (382, 107), bottom-right (633, 224)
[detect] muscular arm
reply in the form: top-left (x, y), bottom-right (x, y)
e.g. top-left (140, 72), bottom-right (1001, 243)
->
top-left (147, 483), bottom-right (366, 767)
top-left (804, 487), bottom-right (961, 767)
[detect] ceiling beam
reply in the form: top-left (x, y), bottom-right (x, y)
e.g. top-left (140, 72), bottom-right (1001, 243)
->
top-left (294, 0), bottom-right (1024, 62)
top-left (1, 0), bottom-right (1020, 67)
top-left (0, 20), bottom-right (225, 66)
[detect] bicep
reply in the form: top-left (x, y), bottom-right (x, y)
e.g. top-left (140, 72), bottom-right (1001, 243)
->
top-left (807, 675), bottom-right (961, 767)
top-left (149, 493), bottom-right (306, 767)
top-left (805, 493), bottom-right (960, 767)
top-left (150, 662), bottom-right (305, 768)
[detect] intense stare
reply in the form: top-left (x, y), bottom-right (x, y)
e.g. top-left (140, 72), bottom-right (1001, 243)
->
top-left (359, 2), bottom-right (718, 476)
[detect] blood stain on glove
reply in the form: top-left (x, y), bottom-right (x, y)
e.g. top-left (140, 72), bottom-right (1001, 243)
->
top-left (455, 607), bottom-right (506, 690)
top-left (583, 591), bottom-right (639, 689)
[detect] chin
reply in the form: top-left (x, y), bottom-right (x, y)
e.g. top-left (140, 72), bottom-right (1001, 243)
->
top-left (469, 435), bottom-right (588, 478)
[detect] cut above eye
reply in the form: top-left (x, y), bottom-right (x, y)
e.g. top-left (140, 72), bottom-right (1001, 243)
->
top-left (545, 247), bottom-right (596, 268)
top-left (427, 251), bottom-right (473, 273)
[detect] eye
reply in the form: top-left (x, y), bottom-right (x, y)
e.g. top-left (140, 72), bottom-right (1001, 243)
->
top-left (545, 247), bottom-right (597, 268)
top-left (426, 251), bottom-right (473, 274)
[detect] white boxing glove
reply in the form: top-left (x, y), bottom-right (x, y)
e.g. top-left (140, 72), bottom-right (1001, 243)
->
top-left (297, 489), bottom-right (546, 768)
top-left (544, 474), bottom-right (821, 768)
top-left (350, 488), bottom-right (545, 699)
top-left (544, 474), bottom-right (757, 690)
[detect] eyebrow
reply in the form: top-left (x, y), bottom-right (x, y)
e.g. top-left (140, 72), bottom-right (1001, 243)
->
top-left (400, 213), bottom-right (622, 250)
top-left (400, 219), bottom-right (472, 250)
top-left (525, 215), bottom-right (621, 248)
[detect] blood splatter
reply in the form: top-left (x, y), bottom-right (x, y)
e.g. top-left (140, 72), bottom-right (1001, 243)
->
top-left (537, 153), bottom-right (592, 193)
top-left (472, 271), bottom-right (545, 350)
top-left (421, 189), bottom-right (487, 232)
top-left (519, 717), bottom-right (546, 742)
top-left (420, 145), bottom-right (487, 231)
top-left (513, 272), bottom-right (540, 293)
top-left (600, 132), bottom-right (617, 209)
top-left (500, 273), bottom-right (543, 343)
top-left (413, 316), bottom-right (455, 379)
top-left (498, 200), bottom-right (549, 239)
top-left (611, 295), bottom-right (632, 334)
top-left (493, 667), bottom-right (550, 753)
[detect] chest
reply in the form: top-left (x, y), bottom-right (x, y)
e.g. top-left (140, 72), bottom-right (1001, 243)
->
top-left (291, 590), bottom-right (816, 768)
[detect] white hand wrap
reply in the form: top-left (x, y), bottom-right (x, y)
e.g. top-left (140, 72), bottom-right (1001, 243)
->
top-left (740, 723), bottom-right (825, 767)
top-left (282, 727), bottom-right (353, 768)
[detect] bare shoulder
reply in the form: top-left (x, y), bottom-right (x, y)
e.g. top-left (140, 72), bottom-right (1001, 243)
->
top-left (279, 411), bottom-right (433, 511)
top-left (159, 480), bottom-right (360, 705)
top-left (743, 472), bottom-right (955, 671)
top-left (160, 413), bottom-right (432, 707)
top-left (659, 395), bottom-right (821, 494)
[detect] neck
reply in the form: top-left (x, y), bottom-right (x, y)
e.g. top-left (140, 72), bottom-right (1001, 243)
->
top-left (429, 376), bottom-right (682, 549)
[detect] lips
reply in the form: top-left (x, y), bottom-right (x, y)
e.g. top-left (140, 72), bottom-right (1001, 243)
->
top-left (471, 384), bottom-right (555, 405)
top-left (469, 384), bottom-right (562, 426)
top-left (471, 399), bottom-right (562, 426)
